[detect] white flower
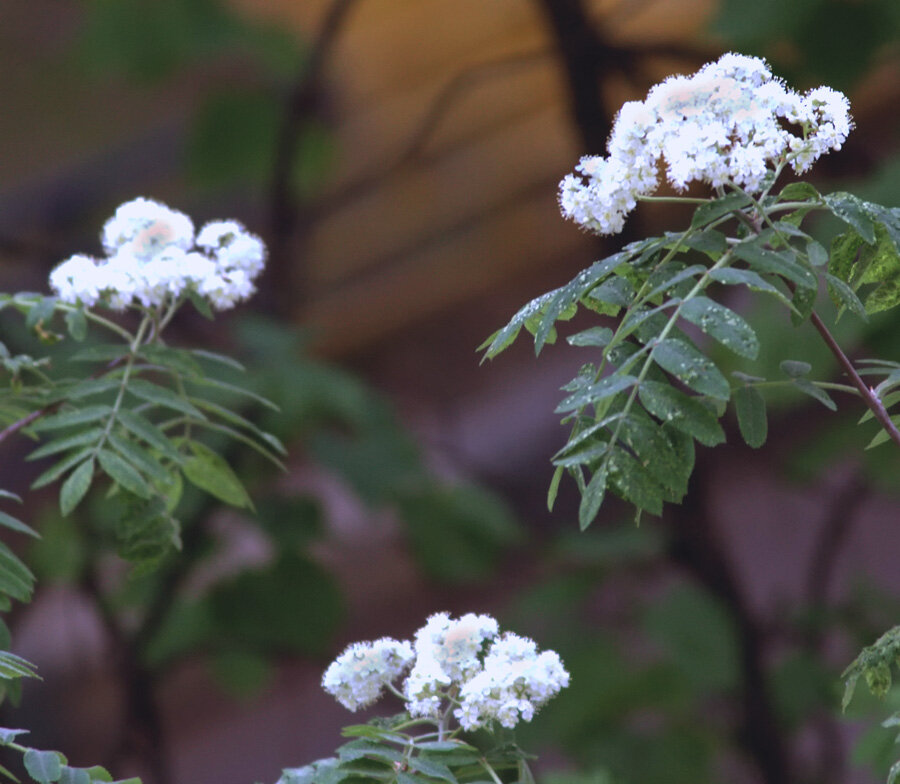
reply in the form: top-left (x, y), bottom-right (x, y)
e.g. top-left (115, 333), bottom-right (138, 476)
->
top-left (49, 254), bottom-right (104, 307)
top-left (47, 198), bottom-right (268, 312)
top-left (454, 632), bottom-right (570, 730)
top-left (198, 220), bottom-right (267, 277)
top-left (321, 637), bottom-right (415, 712)
top-left (101, 197), bottom-right (194, 259)
top-left (559, 53), bottom-right (852, 235)
top-left (322, 614), bottom-right (568, 731)
top-left (403, 612), bottom-right (498, 717)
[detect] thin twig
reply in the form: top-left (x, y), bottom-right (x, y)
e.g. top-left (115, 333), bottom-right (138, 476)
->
top-left (0, 355), bottom-right (127, 448)
top-left (808, 311), bottom-right (900, 448)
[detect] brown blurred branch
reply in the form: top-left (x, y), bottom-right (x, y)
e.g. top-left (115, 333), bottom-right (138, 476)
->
top-left (266, 0), bottom-right (363, 316)
top-left (666, 461), bottom-right (792, 784)
top-left (311, 47), bottom-right (553, 219)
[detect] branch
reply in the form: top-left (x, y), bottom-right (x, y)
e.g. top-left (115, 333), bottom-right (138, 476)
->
top-left (808, 311), bottom-right (900, 449)
top-left (265, 0), bottom-right (364, 315)
top-left (310, 47), bottom-right (553, 220)
top-left (666, 458), bottom-right (792, 784)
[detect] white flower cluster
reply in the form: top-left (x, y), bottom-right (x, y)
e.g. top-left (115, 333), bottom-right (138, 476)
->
top-left (559, 53), bottom-right (852, 235)
top-left (321, 637), bottom-right (415, 712)
top-left (321, 613), bottom-right (569, 731)
top-left (49, 197), bottom-right (266, 311)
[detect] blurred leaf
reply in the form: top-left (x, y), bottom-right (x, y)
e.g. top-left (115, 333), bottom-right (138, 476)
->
top-left (27, 511), bottom-right (86, 584)
top-left (254, 495), bottom-right (323, 550)
top-left (23, 750), bottom-right (62, 784)
top-left (209, 553), bottom-right (342, 655)
top-left (396, 485), bottom-right (520, 584)
top-left (188, 89), bottom-right (280, 188)
top-left (78, 0), bottom-right (303, 82)
top-left (59, 459), bottom-right (94, 516)
top-left (182, 441), bottom-right (252, 509)
top-left (734, 385), bottom-right (768, 448)
top-left (142, 599), bottom-right (215, 669)
top-left (643, 584), bottom-right (739, 694)
top-left (210, 650), bottom-right (272, 699)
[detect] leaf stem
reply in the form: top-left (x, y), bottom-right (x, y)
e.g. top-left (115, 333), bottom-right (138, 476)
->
top-left (808, 310), bottom-right (900, 448)
top-left (480, 758), bottom-right (506, 784)
top-left (92, 314), bottom-right (152, 457)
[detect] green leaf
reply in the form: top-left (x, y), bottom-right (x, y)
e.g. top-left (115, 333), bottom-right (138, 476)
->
top-left (32, 406), bottom-right (112, 432)
top-left (64, 309), bottom-right (88, 342)
top-left (778, 181), bottom-right (820, 202)
top-left (65, 378), bottom-right (121, 401)
top-left (806, 239), bottom-right (828, 268)
top-left (789, 284), bottom-right (817, 326)
top-left (682, 228), bottom-right (728, 257)
top-left (779, 360), bottom-right (812, 378)
top-left (30, 448), bottom-right (95, 491)
top-left (190, 349), bottom-right (245, 372)
top-left (679, 297), bottom-right (759, 359)
top-left (828, 224), bottom-right (900, 315)
top-left (567, 327), bottom-right (613, 348)
top-left (59, 770), bottom-right (90, 784)
top-left (555, 374), bottom-right (637, 414)
top-left (107, 433), bottom-right (170, 483)
top-left (27, 429), bottom-right (104, 461)
top-left (181, 441), bottom-right (252, 509)
top-left (651, 338), bottom-right (730, 400)
top-left (617, 413), bottom-right (691, 496)
top-left (0, 728), bottom-right (29, 745)
top-left (578, 467), bottom-right (608, 531)
top-left (23, 750), bottom-right (63, 784)
top-left (824, 192), bottom-right (877, 244)
top-left (186, 398), bottom-right (286, 455)
top-left (825, 273), bottom-right (868, 321)
top-left (187, 289), bottom-right (214, 320)
top-left (0, 652), bottom-right (39, 680)
top-left (733, 385), bottom-right (767, 448)
top-left (638, 381), bottom-right (725, 447)
top-left (127, 379), bottom-right (205, 419)
top-left (792, 378), bottom-right (837, 411)
top-left (708, 267), bottom-right (792, 307)
top-left (186, 375), bottom-right (279, 411)
top-left (481, 252), bottom-right (628, 359)
top-left (60, 459), bottom-right (94, 516)
top-left (406, 758), bottom-right (456, 784)
top-left (138, 345), bottom-right (202, 378)
top-left (644, 264), bottom-right (705, 301)
top-left (0, 560), bottom-right (32, 603)
top-left (25, 297), bottom-right (57, 331)
top-left (116, 409), bottom-right (181, 462)
top-left (733, 240), bottom-right (817, 290)
top-left (67, 345), bottom-right (124, 363)
top-left (690, 192), bottom-right (752, 228)
top-left (547, 465), bottom-right (564, 512)
top-left (97, 449), bottom-right (152, 499)
top-left (0, 510), bottom-right (38, 539)
top-left (188, 419), bottom-right (286, 470)
top-left (586, 276), bottom-right (635, 312)
top-left (606, 447), bottom-right (664, 516)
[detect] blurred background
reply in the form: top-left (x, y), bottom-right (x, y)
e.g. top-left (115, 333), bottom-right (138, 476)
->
top-left (0, 1), bottom-right (899, 784)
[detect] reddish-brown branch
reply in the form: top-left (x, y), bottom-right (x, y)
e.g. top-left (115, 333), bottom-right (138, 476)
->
top-left (808, 310), bottom-right (900, 449)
